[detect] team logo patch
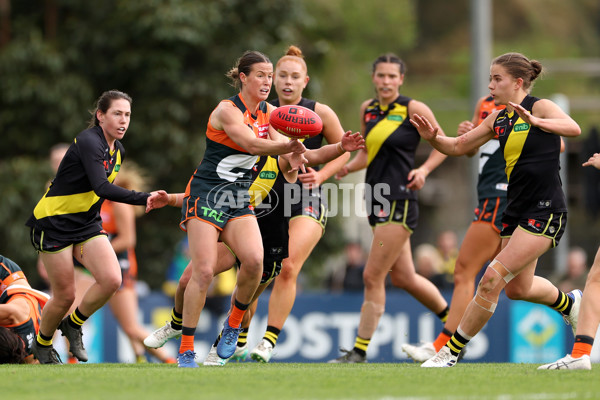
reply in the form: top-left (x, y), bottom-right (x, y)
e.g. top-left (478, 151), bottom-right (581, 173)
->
top-left (527, 219), bottom-right (544, 232)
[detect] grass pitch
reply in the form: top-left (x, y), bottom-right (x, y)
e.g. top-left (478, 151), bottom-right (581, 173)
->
top-left (4, 362), bottom-right (598, 400)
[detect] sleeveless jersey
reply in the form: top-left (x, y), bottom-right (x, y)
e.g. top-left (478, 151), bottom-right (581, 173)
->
top-left (248, 156), bottom-right (289, 261)
top-left (26, 126), bottom-right (148, 238)
top-left (363, 95), bottom-right (419, 200)
top-left (185, 94), bottom-right (269, 199)
top-left (495, 95), bottom-right (566, 217)
top-left (476, 96), bottom-right (508, 200)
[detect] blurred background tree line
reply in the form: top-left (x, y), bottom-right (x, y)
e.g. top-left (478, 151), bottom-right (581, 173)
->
top-left (1, 0), bottom-right (600, 290)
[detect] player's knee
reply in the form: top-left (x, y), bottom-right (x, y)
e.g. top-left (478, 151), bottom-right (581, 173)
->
top-left (504, 283), bottom-right (528, 300)
top-left (103, 275), bottom-right (122, 294)
top-left (362, 269), bottom-right (385, 289)
top-left (278, 261), bottom-right (299, 282)
top-left (53, 289), bottom-right (76, 310)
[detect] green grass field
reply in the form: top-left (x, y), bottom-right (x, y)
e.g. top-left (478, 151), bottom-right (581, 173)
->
top-left (3, 362), bottom-right (599, 400)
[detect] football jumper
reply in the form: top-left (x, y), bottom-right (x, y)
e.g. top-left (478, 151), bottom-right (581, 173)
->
top-left (473, 96), bottom-right (507, 231)
top-left (270, 97), bottom-right (327, 225)
top-left (363, 95), bottom-right (419, 201)
top-left (0, 255), bottom-right (49, 355)
top-left (26, 126), bottom-right (149, 248)
top-left (476, 96), bottom-right (508, 200)
top-left (181, 94), bottom-right (269, 230)
top-left (495, 95), bottom-right (566, 218)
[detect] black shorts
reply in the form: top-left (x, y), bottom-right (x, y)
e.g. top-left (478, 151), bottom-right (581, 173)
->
top-left (30, 227), bottom-right (107, 253)
top-left (289, 186), bottom-right (328, 230)
top-left (367, 198), bottom-right (418, 232)
top-left (232, 257), bottom-right (282, 285)
top-left (261, 259), bottom-right (282, 284)
top-left (473, 196), bottom-right (507, 233)
top-left (180, 194), bottom-right (255, 231)
top-left (500, 212), bottom-right (567, 248)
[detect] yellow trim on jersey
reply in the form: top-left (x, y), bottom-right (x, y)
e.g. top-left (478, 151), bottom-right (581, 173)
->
top-left (366, 103), bottom-right (407, 165)
top-left (248, 156), bottom-right (279, 207)
top-left (503, 112), bottom-right (530, 181)
top-left (33, 151), bottom-right (121, 219)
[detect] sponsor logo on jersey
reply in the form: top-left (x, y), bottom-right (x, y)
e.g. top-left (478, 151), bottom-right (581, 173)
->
top-left (387, 115), bottom-right (404, 122)
top-left (259, 171), bottom-right (277, 180)
top-left (256, 122), bottom-right (270, 138)
top-left (513, 122), bottom-right (530, 132)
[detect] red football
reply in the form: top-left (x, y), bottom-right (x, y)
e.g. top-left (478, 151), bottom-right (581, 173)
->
top-left (269, 105), bottom-right (323, 139)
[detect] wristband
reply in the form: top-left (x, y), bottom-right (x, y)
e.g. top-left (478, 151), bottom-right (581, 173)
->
top-left (337, 142), bottom-right (346, 154)
top-left (168, 194), bottom-right (177, 206)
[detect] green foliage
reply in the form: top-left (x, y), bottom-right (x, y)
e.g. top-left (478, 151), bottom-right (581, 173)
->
top-left (2, 0), bottom-right (600, 288)
top-left (0, 0), bottom-right (310, 288)
top-left (0, 157), bottom-right (49, 287)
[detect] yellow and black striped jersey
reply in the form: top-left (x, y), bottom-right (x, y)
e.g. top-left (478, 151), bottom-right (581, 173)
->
top-left (363, 95), bottom-right (419, 200)
top-left (495, 95), bottom-right (566, 217)
top-left (26, 126), bottom-right (149, 238)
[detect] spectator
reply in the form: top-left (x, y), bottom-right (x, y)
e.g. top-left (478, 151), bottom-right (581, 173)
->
top-left (328, 242), bottom-right (367, 293)
top-left (415, 244), bottom-right (453, 291)
top-left (436, 230), bottom-right (459, 276)
top-left (555, 247), bottom-right (589, 293)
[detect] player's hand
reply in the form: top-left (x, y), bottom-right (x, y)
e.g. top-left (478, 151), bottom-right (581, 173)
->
top-left (335, 165), bottom-right (349, 179)
top-left (288, 152), bottom-right (308, 173)
top-left (340, 130), bottom-right (366, 152)
top-left (288, 139), bottom-right (307, 154)
top-left (410, 114), bottom-right (439, 141)
top-left (509, 102), bottom-right (538, 126)
top-left (457, 120), bottom-right (474, 136)
top-left (297, 167), bottom-right (323, 188)
top-left (406, 167), bottom-right (428, 190)
top-left (583, 153), bottom-right (600, 169)
top-left (146, 190), bottom-right (168, 213)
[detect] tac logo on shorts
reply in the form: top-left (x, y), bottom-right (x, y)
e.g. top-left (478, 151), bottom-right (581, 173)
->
top-left (528, 219), bottom-right (543, 232)
top-left (513, 123), bottom-right (530, 132)
top-left (548, 226), bottom-right (556, 234)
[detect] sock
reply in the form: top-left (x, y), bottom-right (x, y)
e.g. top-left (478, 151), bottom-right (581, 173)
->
top-left (179, 326), bottom-right (196, 353)
top-left (237, 328), bottom-right (249, 347)
top-left (228, 299), bottom-right (249, 328)
top-left (437, 306), bottom-right (449, 323)
top-left (353, 336), bottom-right (370, 357)
top-left (68, 307), bottom-right (88, 329)
top-left (36, 331), bottom-right (53, 347)
top-left (170, 308), bottom-right (183, 330)
top-left (572, 335), bottom-right (594, 358)
top-left (263, 326), bottom-right (281, 347)
top-left (446, 328), bottom-right (471, 357)
top-left (549, 290), bottom-right (574, 316)
top-left (433, 328), bottom-right (453, 352)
